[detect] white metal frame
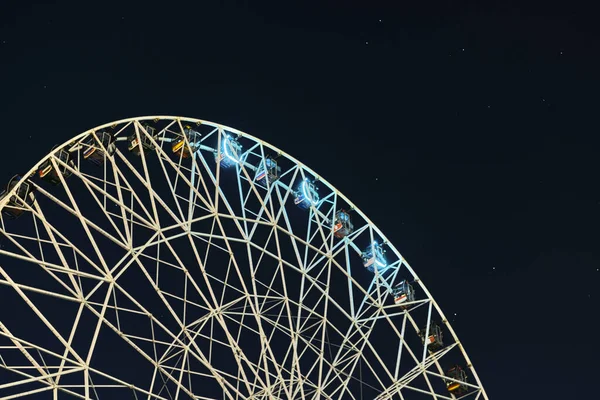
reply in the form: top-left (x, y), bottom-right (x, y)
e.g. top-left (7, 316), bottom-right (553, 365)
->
top-left (0, 116), bottom-right (489, 399)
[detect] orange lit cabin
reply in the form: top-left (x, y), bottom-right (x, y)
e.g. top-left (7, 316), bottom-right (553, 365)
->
top-left (0, 175), bottom-right (35, 219)
top-left (38, 146), bottom-right (75, 185)
top-left (445, 365), bottom-right (469, 396)
top-left (172, 126), bottom-right (201, 158)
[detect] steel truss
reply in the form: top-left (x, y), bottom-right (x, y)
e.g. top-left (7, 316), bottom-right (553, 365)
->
top-left (0, 117), bottom-right (489, 399)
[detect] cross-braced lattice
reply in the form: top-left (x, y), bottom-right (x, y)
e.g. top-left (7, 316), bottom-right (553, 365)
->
top-left (0, 117), bottom-right (488, 399)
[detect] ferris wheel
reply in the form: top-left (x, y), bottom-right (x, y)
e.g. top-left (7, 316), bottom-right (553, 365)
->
top-left (0, 116), bottom-right (489, 399)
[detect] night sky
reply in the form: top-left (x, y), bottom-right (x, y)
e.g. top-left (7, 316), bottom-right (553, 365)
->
top-left (1, 1), bottom-right (599, 398)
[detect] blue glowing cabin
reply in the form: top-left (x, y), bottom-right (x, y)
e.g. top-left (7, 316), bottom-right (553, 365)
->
top-left (419, 322), bottom-right (444, 352)
top-left (81, 131), bottom-right (115, 166)
top-left (128, 124), bottom-right (157, 156)
top-left (0, 175), bottom-right (35, 219)
top-left (294, 179), bottom-right (319, 209)
top-left (333, 210), bottom-right (353, 238)
top-left (391, 280), bottom-right (415, 306)
top-left (255, 157), bottom-right (281, 184)
top-left (172, 126), bottom-right (201, 159)
top-left (216, 134), bottom-right (243, 168)
top-left (38, 146), bottom-right (74, 185)
top-left (362, 242), bottom-right (387, 273)
top-left (445, 365), bottom-right (469, 396)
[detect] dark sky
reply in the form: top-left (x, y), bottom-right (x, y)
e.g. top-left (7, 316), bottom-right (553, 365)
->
top-left (1, 1), bottom-right (599, 398)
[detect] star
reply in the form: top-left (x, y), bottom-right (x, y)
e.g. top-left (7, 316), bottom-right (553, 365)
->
top-left (365, 41), bottom-right (369, 45)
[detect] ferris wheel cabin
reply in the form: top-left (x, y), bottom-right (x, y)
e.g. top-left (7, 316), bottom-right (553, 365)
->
top-left (216, 134), bottom-right (243, 168)
top-left (38, 146), bottom-right (75, 185)
top-left (81, 131), bottom-right (116, 166)
top-left (362, 242), bottom-right (387, 273)
top-left (419, 322), bottom-right (444, 352)
top-left (0, 175), bottom-right (35, 219)
top-left (172, 126), bottom-right (201, 159)
top-left (445, 365), bottom-right (469, 396)
top-left (128, 124), bottom-right (157, 156)
top-left (255, 157), bottom-right (281, 184)
top-left (333, 210), bottom-right (353, 238)
top-left (294, 179), bottom-right (319, 209)
top-left (391, 280), bottom-right (415, 306)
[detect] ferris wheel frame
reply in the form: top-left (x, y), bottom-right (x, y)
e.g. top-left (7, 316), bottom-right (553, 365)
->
top-left (0, 116), bottom-right (489, 400)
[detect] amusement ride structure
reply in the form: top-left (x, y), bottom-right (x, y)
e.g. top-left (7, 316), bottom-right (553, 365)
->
top-left (0, 116), bottom-right (489, 399)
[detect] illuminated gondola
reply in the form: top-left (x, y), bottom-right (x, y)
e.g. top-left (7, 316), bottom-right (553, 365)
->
top-left (255, 156), bottom-right (281, 184)
top-left (418, 322), bottom-right (444, 352)
top-left (128, 124), bottom-right (157, 156)
top-left (81, 131), bottom-right (116, 166)
top-left (172, 125), bottom-right (201, 158)
top-left (445, 365), bottom-right (469, 395)
top-left (38, 146), bottom-right (75, 185)
top-left (362, 241), bottom-right (387, 273)
top-left (333, 209), bottom-right (353, 238)
top-left (0, 175), bottom-right (35, 219)
top-left (391, 280), bottom-right (415, 306)
top-left (216, 133), bottom-right (243, 168)
top-left (294, 179), bottom-right (319, 209)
